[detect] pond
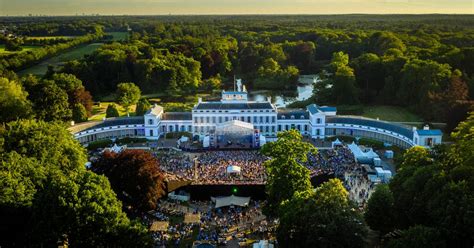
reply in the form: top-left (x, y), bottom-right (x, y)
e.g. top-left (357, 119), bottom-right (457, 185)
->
top-left (248, 75), bottom-right (320, 108)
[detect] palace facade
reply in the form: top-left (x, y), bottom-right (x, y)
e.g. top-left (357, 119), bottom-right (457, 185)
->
top-left (71, 84), bottom-right (443, 149)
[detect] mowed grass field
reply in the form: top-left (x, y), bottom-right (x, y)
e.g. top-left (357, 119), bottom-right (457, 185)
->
top-left (0, 44), bottom-right (42, 54)
top-left (107, 32), bottom-right (128, 41)
top-left (338, 105), bottom-right (422, 122)
top-left (18, 43), bottom-right (103, 76)
top-left (26, 36), bottom-right (75, 40)
top-left (89, 102), bottom-right (137, 121)
top-left (17, 32), bottom-right (128, 76)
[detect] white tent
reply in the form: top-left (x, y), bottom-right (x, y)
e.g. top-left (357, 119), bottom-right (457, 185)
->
top-left (253, 240), bottom-right (274, 248)
top-left (202, 136), bottom-right (210, 148)
top-left (226, 165), bottom-right (241, 174)
top-left (179, 136), bottom-right (189, 143)
top-left (102, 143), bottom-right (125, 153)
top-left (348, 142), bottom-right (366, 162)
top-left (366, 149), bottom-right (379, 159)
top-left (331, 138), bottom-right (343, 148)
top-left (259, 134), bottom-right (267, 146)
top-left (211, 195), bottom-right (250, 208)
top-left (384, 150), bottom-right (394, 159)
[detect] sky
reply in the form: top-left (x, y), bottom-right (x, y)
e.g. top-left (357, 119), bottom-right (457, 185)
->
top-left (1, 0), bottom-right (473, 16)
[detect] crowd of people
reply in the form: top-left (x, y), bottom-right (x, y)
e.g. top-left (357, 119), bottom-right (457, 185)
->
top-left (194, 151), bottom-right (267, 185)
top-left (156, 150), bottom-right (268, 185)
top-left (146, 199), bottom-right (274, 247)
top-left (155, 146), bottom-right (377, 206)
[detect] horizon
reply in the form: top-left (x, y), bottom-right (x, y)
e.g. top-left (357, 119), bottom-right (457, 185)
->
top-left (1, 0), bottom-right (473, 16)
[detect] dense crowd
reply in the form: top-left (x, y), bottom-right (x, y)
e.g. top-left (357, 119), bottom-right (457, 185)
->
top-left (156, 147), bottom-right (377, 206)
top-left (305, 147), bottom-right (357, 177)
top-left (147, 200), bottom-right (272, 247)
top-left (156, 150), bottom-right (268, 185)
top-left (194, 151), bottom-right (267, 185)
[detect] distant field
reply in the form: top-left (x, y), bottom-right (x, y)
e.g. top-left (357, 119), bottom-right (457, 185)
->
top-left (18, 43), bottom-right (103, 76)
top-left (107, 32), bottom-right (128, 41)
top-left (26, 36), bottom-right (75, 40)
top-left (337, 105), bottom-right (423, 122)
top-left (0, 44), bottom-right (42, 54)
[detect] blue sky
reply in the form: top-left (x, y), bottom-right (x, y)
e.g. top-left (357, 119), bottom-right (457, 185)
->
top-left (1, 0), bottom-right (473, 15)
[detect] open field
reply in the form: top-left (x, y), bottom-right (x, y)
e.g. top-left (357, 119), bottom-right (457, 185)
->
top-left (18, 42), bottom-right (103, 76)
top-left (337, 105), bottom-right (423, 122)
top-left (0, 44), bottom-right (42, 54)
top-left (26, 36), bottom-right (75, 40)
top-left (107, 31), bottom-right (128, 41)
top-left (17, 32), bottom-right (126, 76)
top-left (89, 102), bottom-right (136, 121)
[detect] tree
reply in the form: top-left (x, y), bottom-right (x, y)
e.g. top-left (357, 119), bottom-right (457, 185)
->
top-left (332, 64), bottom-right (360, 104)
top-left (116, 82), bottom-right (141, 116)
top-left (135, 98), bottom-right (151, 116)
top-left (106, 103), bottom-right (120, 118)
top-left (352, 53), bottom-right (384, 103)
top-left (0, 77), bottom-right (33, 123)
top-left (72, 87), bottom-right (93, 116)
top-left (261, 130), bottom-right (316, 216)
top-left (364, 184), bottom-right (394, 234)
top-left (4, 38), bottom-right (23, 51)
top-left (386, 226), bottom-right (445, 248)
top-left (22, 77), bottom-right (72, 122)
top-left (368, 32), bottom-right (406, 56)
top-left (72, 103), bottom-right (88, 123)
top-left (277, 179), bottom-right (367, 248)
top-left (201, 76), bottom-right (222, 91)
top-left (0, 120), bottom-right (152, 247)
top-left (383, 113), bottom-right (474, 247)
top-left (92, 150), bottom-right (166, 212)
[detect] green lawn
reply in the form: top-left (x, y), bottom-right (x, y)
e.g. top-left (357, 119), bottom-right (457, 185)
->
top-left (0, 44), bottom-right (42, 54)
top-left (89, 102), bottom-right (136, 121)
top-left (18, 43), bottom-right (103, 76)
top-left (26, 36), bottom-right (75, 40)
top-left (337, 105), bottom-right (423, 122)
top-left (107, 32), bottom-right (129, 41)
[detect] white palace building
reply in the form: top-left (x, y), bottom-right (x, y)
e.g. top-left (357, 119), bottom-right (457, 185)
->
top-left (70, 81), bottom-right (443, 149)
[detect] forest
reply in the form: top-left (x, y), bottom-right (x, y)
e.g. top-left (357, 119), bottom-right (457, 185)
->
top-left (1, 15), bottom-right (473, 131)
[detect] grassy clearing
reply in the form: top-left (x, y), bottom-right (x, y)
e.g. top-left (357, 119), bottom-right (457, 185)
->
top-left (107, 32), bottom-right (129, 41)
top-left (89, 102), bottom-right (136, 121)
top-left (18, 43), bottom-right (103, 76)
top-left (337, 105), bottom-right (422, 122)
top-left (0, 44), bottom-right (42, 54)
top-left (26, 36), bottom-right (75, 40)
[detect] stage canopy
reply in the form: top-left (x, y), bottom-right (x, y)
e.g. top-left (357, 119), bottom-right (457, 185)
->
top-left (215, 120), bottom-right (254, 136)
top-left (226, 165), bottom-right (241, 174)
top-left (211, 195), bottom-right (250, 208)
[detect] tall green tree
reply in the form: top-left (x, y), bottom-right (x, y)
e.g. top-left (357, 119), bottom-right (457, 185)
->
top-left (0, 120), bottom-right (152, 247)
top-left (72, 103), bottom-right (88, 123)
top-left (0, 77), bottom-right (33, 123)
top-left (106, 103), bottom-right (120, 118)
top-left (135, 98), bottom-right (151, 116)
top-left (277, 179), bottom-right (368, 248)
top-left (261, 130), bottom-right (315, 216)
top-left (364, 184), bottom-right (394, 234)
top-left (116, 82), bottom-right (141, 116)
top-left (22, 77), bottom-right (72, 122)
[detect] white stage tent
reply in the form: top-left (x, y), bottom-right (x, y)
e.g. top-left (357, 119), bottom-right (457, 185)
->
top-left (347, 142), bottom-right (379, 164)
top-left (226, 165), bottom-right (241, 174)
top-left (211, 195), bottom-right (250, 208)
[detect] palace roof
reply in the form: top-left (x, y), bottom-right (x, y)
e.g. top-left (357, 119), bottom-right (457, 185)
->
top-left (194, 102), bottom-right (274, 110)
